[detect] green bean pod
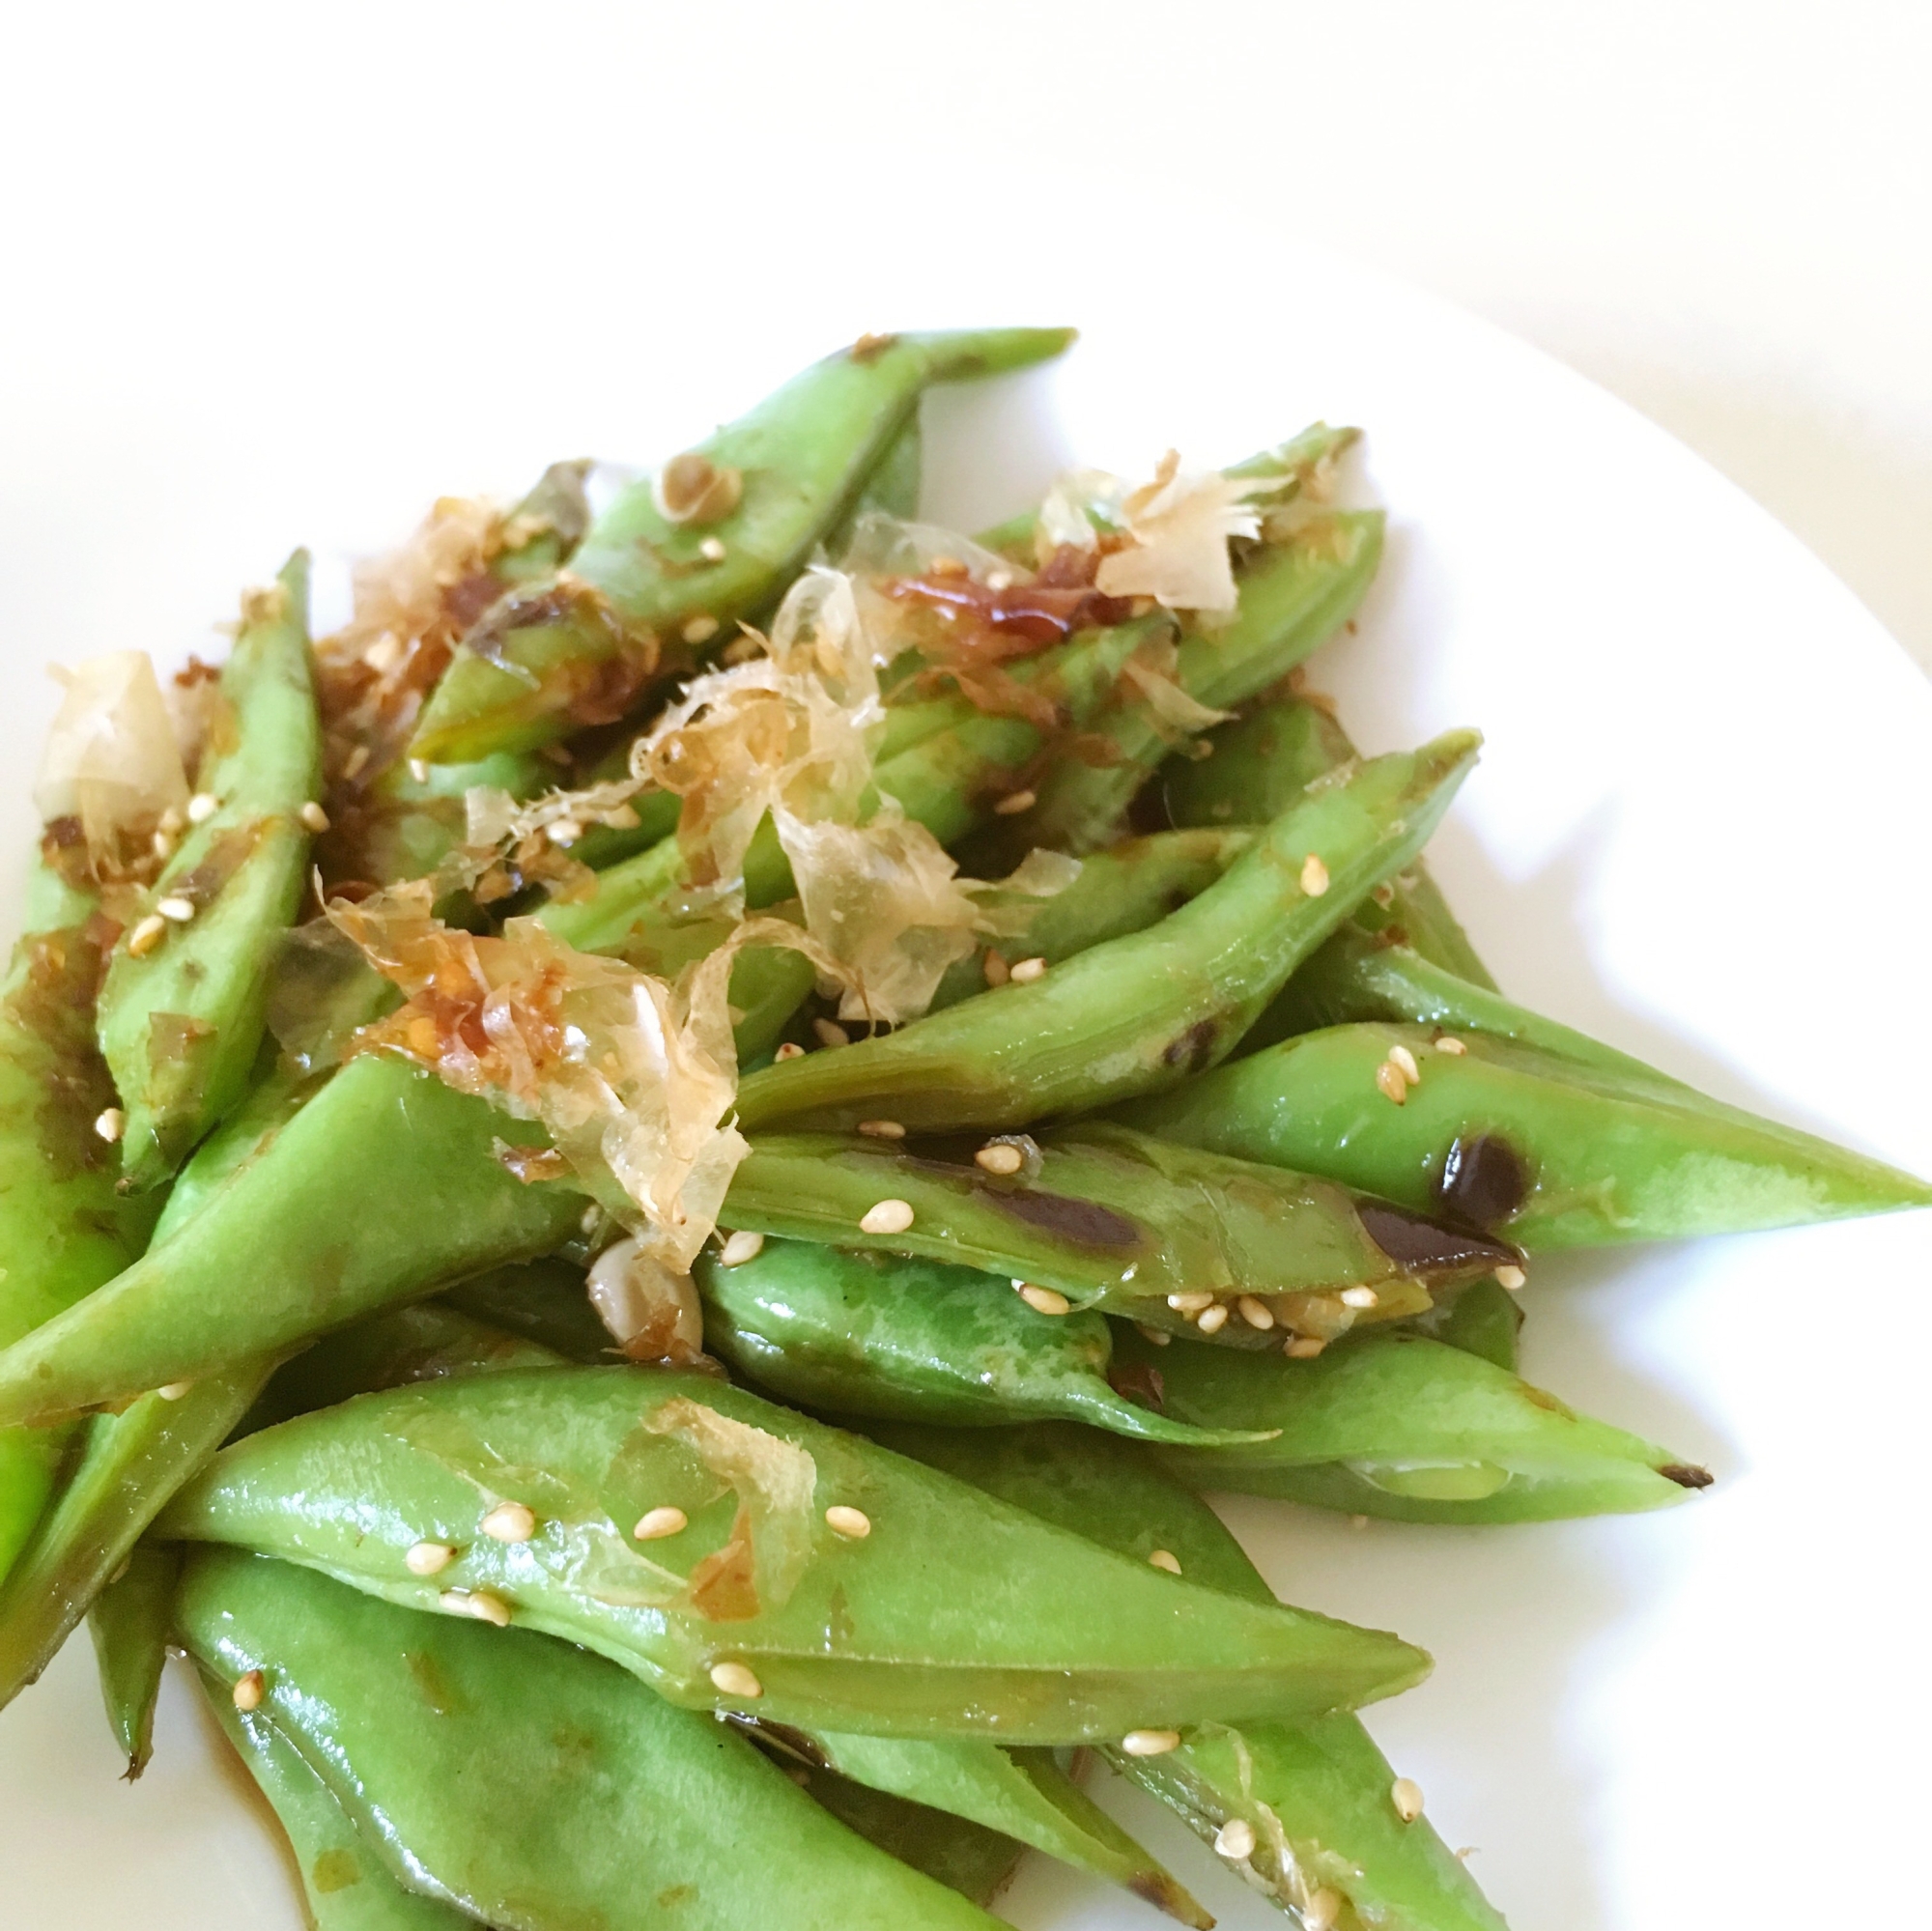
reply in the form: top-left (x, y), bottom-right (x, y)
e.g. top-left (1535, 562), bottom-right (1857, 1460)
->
top-left (1112, 1324), bottom-right (1707, 1522)
top-left (158, 1366), bottom-right (1430, 1742)
top-left (1410, 1274), bottom-right (1524, 1373)
top-left (791, 1766), bottom-right (1025, 1910)
top-left (99, 552), bottom-right (324, 1186)
top-left (177, 1546), bottom-right (1008, 1931)
top-left (1117, 1021), bottom-right (1932, 1249)
top-left (410, 327), bottom-right (1076, 763)
top-left (736, 730), bottom-right (1482, 1132)
top-left (874, 1421), bottom-right (1511, 1931)
top-left (723, 1125), bottom-right (1512, 1340)
top-left (696, 1235), bottom-right (1278, 1444)
top-left (84, 1541), bottom-right (179, 1779)
top-left (438, 1258), bottom-right (612, 1363)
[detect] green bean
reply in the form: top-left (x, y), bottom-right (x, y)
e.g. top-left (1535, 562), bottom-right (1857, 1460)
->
top-left (1410, 1275), bottom-right (1524, 1373)
top-left (410, 328), bottom-right (1076, 763)
top-left (99, 552), bottom-right (324, 1186)
top-left (176, 1546), bottom-right (1008, 1931)
top-left (158, 1365), bottom-right (1430, 1742)
top-left (872, 1421), bottom-right (1512, 1930)
top-left (84, 1542), bottom-right (178, 1779)
top-left (1112, 1324), bottom-right (1707, 1522)
top-left (735, 730), bottom-right (1481, 1132)
top-left (696, 1235), bottom-right (1277, 1444)
top-left (437, 1258), bottom-right (611, 1363)
top-left (790, 1765), bottom-right (1025, 1909)
top-left (1117, 1021), bottom-right (1932, 1249)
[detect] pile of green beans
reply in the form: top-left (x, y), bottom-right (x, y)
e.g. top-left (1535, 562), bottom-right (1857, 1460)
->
top-left (3, 327), bottom-right (1927, 1931)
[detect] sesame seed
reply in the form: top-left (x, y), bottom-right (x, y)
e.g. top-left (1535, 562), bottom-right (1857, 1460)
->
top-left (986, 569), bottom-right (1014, 591)
top-left (365, 632), bottom-right (405, 674)
top-left (158, 804), bottom-right (186, 836)
top-left (1304, 1888), bottom-right (1342, 1931)
top-left (156, 1380), bottom-right (192, 1400)
top-left (1494, 1264), bottom-right (1527, 1291)
top-left (1339, 1286), bottom-right (1380, 1310)
top-left (1134, 1323), bottom-right (1172, 1347)
top-left (1236, 1294), bottom-right (1274, 1330)
top-left (480, 1502), bottom-right (537, 1544)
top-left (698, 536), bottom-right (728, 563)
top-left (151, 828), bottom-right (175, 860)
top-left (812, 1017), bottom-right (850, 1049)
top-left (1018, 1284), bottom-right (1070, 1316)
top-left (1300, 854), bottom-right (1330, 896)
top-left (1121, 1729), bottom-right (1181, 1757)
top-left (825, 1506), bottom-right (871, 1539)
top-left (1009, 955), bottom-right (1048, 984)
top-left (928, 554), bottom-right (967, 578)
top-left (93, 1107), bottom-right (125, 1144)
top-left (1286, 1336), bottom-right (1326, 1359)
top-left (1435, 1035), bottom-right (1467, 1055)
top-left (405, 1541), bottom-right (457, 1576)
top-left (1371, 881), bottom-right (1396, 908)
top-left (128, 914), bottom-right (167, 956)
top-left (344, 745), bottom-right (371, 780)
top-left (1213, 1817), bottom-right (1256, 1860)
top-left (856, 1119), bottom-right (905, 1139)
top-left (547, 818), bottom-right (582, 847)
top-left (298, 801), bottom-right (330, 834)
top-left (156, 895), bottom-right (195, 923)
top-left (187, 792), bottom-right (218, 824)
top-left (982, 951), bottom-right (1010, 987)
top-left (409, 759), bottom-right (429, 783)
top-left (1148, 1549), bottom-right (1181, 1575)
top-left (860, 1199), bottom-right (915, 1235)
top-left (231, 1670), bottom-right (265, 1712)
top-left (709, 1661), bottom-right (763, 1698)
top-left (720, 1230), bottom-right (766, 1266)
top-left (581, 1204), bottom-right (602, 1235)
top-left (992, 789), bottom-right (1037, 815)
top-left (1196, 1303), bottom-right (1230, 1335)
top-left (774, 1041), bottom-right (806, 1061)
top-left (1166, 1291), bottom-right (1215, 1314)
top-left (1387, 1042), bottom-right (1421, 1086)
top-left (635, 1507), bottom-right (689, 1541)
top-left (1391, 1776), bottom-right (1425, 1822)
top-left (1375, 1060), bottom-right (1408, 1104)
top-left (975, 1142), bottom-right (1025, 1176)
top-left (439, 1589), bottom-right (512, 1627)
top-left (682, 614), bottom-right (721, 645)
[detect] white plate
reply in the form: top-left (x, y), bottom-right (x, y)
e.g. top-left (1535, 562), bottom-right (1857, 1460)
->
top-left (2, 232), bottom-right (1928, 1931)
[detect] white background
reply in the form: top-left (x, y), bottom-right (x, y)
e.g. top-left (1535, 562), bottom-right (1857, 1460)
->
top-left (2, 8), bottom-right (1930, 1931)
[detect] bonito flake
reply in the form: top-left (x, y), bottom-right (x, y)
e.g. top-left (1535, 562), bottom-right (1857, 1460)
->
top-left (1094, 450), bottom-right (1293, 614)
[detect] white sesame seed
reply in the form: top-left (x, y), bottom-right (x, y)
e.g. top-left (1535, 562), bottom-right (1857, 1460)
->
top-left (581, 1204), bottom-right (602, 1235)
top-left (720, 1230), bottom-right (766, 1266)
top-left (151, 828), bottom-right (176, 860)
top-left (1285, 1336), bottom-right (1326, 1359)
top-left (547, 818), bottom-right (582, 847)
top-left (1236, 1294), bottom-right (1274, 1330)
top-left (1387, 1042), bottom-right (1421, 1086)
top-left (157, 804), bottom-right (186, 836)
top-left (1494, 1264), bottom-right (1527, 1292)
top-left (440, 1589), bottom-right (512, 1627)
top-left (825, 1505), bottom-right (871, 1539)
top-left (992, 789), bottom-right (1037, 816)
top-left (709, 1661), bottom-right (763, 1698)
top-left (364, 632), bottom-right (405, 675)
top-left (232, 1670), bottom-right (265, 1712)
top-left (1121, 1729), bottom-right (1181, 1757)
top-left (93, 1107), bottom-right (125, 1144)
top-left (344, 744), bottom-right (371, 780)
top-left (1300, 854), bottom-right (1330, 895)
top-left (156, 895), bottom-right (195, 923)
top-left (1339, 1286), bottom-right (1380, 1310)
top-left (773, 1041), bottom-right (806, 1061)
top-left (975, 1142), bottom-right (1025, 1176)
top-left (1009, 955), bottom-right (1048, 984)
top-left (928, 554), bottom-right (966, 578)
top-left (986, 569), bottom-right (1014, 591)
top-left (697, 536), bottom-right (728, 563)
top-left (405, 1541), bottom-right (457, 1576)
top-left (856, 1119), bottom-right (906, 1139)
top-left (1166, 1291), bottom-right (1215, 1314)
top-left (682, 614), bottom-right (721, 645)
top-left (1148, 1549), bottom-right (1182, 1575)
top-left (1195, 1303), bottom-right (1230, 1335)
top-left (860, 1199), bottom-right (915, 1235)
top-left (156, 1380), bottom-right (192, 1400)
top-left (298, 801), bottom-right (330, 834)
top-left (1304, 1888), bottom-right (1342, 1931)
top-left (1018, 1284), bottom-right (1070, 1317)
top-left (1375, 1060), bottom-right (1408, 1104)
top-left (1391, 1776), bottom-right (1425, 1822)
top-left (1213, 1816), bottom-right (1256, 1860)
top-left (409, 759), bottom-right (429, 783)
top-left (1435, 1035), bottom-right (1467, 1055)
top-left (480, 1502), bottom-right (537, 1544)
top-left (128, 914), bottom-right (167, 956)
top-left (982, 951), bottom-right (1010, 987)
top-left (635, 1507), bottom-right (690, 1541)
top-left (1134, 1323), bottom-right (1172, 1347)
top-left (812, 1017), bottom-right (850, 1049)
top-left (187, 792), bottom-right (218, 824)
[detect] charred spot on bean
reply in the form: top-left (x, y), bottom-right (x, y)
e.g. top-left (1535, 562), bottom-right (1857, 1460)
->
top-left (1108, 1360), bottom-right (1166, 1413)
top-left (1357, 1203), bottom-right (1517, 1274)
top-left (1659, 1462), bottom-right (1715, 1490)
top-left (1132, 1874), bottom-right (1199, 1915)
top-left (1161, 1018), bottom-right (1217, 1072)
top-left (1436, 1132), bottom-right (1530, 1231)
top-left (984, 1186), bottom-right (1143, 1250)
